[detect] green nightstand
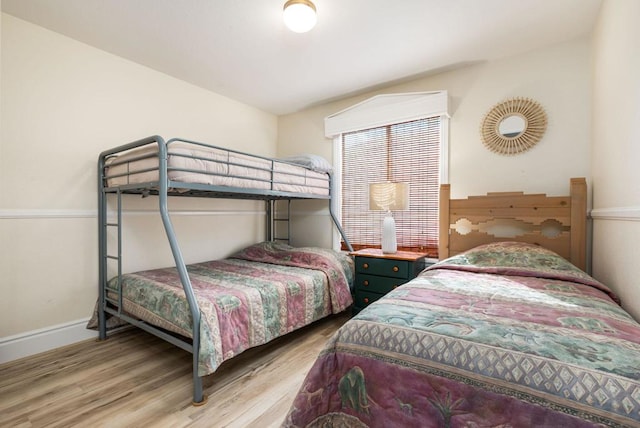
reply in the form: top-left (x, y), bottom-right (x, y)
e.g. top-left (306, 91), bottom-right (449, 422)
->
top-left (350, 249), bottom-right (432, 313)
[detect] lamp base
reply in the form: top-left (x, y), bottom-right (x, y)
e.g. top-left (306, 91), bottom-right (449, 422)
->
top-left (381, 214), bottom-right (397, 254)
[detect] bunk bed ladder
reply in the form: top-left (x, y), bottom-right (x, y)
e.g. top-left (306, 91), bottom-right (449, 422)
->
top-left (265, 199), bottom-right (291, 244)
top-left (274, 199), bottom-right (291, 245)
top-left (98, 175), bottom-right (123, 340)
top-left (98, 186), bottom-right (128, 338)
top-left (105, 191), bottom-right (124, 314)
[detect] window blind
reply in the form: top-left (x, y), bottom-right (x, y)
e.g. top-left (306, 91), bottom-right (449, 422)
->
top-left (341, 117), bottom-right (440, 257)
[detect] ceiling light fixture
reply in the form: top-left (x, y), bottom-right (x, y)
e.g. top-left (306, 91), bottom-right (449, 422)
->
top-left (283, 0), bottom-right (317, 33)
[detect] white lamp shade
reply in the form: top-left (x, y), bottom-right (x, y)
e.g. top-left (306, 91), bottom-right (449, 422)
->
top-left (369, 182), bottom-right (409, 211)
top-left (283, 0), bottom-right (317, 33)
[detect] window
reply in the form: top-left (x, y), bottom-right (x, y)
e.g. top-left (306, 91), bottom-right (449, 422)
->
top-left (341, 117), bottom-right (441, 256)
top-left (325, 92), bottom-right (448, 258)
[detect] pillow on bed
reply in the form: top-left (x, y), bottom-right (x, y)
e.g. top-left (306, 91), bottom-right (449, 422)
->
top-left (234, 241), bottom-right (292, 256)
top-left (279, 154), bottom-right (333, 173)
top-left (442, 241), bottom-right (579, 272)
top-left (431, 241), bottom-right (618, 300)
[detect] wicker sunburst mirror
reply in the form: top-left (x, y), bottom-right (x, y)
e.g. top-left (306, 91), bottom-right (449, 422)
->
top-left (480, 97), bottom-right (547, 155)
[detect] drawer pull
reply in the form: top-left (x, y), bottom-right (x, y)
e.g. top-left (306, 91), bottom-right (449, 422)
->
top-left (392, 266), bottom-right (399, 272)
top-left (363, 297), bottom-right (369, 304)
top-left (363, 263), bottom-right (369, 269)
top-left (363, 280), bottom-right (369, 286)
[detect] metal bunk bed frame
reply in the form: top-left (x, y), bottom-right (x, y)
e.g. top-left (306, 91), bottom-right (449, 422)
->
top-left (97, 135), bottom-right (352, 404)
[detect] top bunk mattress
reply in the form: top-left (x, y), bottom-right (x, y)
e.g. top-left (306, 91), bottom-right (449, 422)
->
top-left (104, 140), bottom-right (331, 196)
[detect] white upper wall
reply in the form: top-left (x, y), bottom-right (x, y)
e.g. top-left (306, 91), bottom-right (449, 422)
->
top-left (0, 13), bottom-right (277, 337)
top-left (591, 0), bottom-right (640, 210)
top-left (590, 0), bottom-right (640, 321)
top-left (1, 13), bottom-right (277, 211)
top-left (279, 36), bottom-right (592, 200)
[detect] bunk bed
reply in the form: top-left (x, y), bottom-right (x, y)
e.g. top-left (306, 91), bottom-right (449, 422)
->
top-left (284, 178), bottom-right (640, 427)
top-left (95, 135), bottom-right (354, 405)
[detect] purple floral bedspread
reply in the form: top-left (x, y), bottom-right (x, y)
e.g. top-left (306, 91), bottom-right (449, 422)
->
top-left (284, 242), bottom-right (640, 427)
top-left (90, 242), bottom-right (353, 376)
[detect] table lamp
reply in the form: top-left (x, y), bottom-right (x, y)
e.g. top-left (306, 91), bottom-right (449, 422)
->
top-left (369, 182), bottom-right (409, 254)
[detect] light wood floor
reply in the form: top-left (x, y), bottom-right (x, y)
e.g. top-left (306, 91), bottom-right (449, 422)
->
top-left (0, 313), bottom-right (350, 428)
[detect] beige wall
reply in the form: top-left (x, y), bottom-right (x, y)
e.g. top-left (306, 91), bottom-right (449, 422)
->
top-left (591, 0), bottom-right (640, 321)
top-left (4, 0), bottom-right (638, 346)
top-left (0, 14), bottom-right (277, 337)
top-left (279, 37), bottom-right (592, 246)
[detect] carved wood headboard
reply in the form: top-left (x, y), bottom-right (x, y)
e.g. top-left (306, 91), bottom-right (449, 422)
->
top-left (438, 177), bottom-right (587, 271)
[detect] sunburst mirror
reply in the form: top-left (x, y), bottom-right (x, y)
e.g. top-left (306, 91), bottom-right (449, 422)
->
top-left (480, 97), bottom-right (547, 155)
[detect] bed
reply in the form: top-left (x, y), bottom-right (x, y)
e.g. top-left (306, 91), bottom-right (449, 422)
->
top-left (92, 241), bottom-right (353, 373)
top-left (95, 136), bottom-right (353, 405)
top-left (103, 138), bottom-right (332, 196)
top-left (283, 178), bottom-right (640, 427)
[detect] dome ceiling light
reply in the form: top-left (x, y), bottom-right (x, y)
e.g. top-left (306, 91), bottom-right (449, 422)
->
top-left (283, 0), bottom-right (317, 33)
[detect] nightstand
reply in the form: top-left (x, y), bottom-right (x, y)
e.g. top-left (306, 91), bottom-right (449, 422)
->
top-left (350, 249), bottom-right (431, 313)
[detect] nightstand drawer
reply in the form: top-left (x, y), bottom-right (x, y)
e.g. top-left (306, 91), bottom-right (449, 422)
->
top-left (354, 289), bottom-right (384, 309)
top-left (355, 256), bottom-right (409, 279)
top-left (356, 274), bottom-right (405, 294)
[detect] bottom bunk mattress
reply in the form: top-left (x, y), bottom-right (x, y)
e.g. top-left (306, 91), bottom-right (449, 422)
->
top-left (90, 242), bottom-right (353, 376)
top-left (283, 242), bottom-right (640, 427)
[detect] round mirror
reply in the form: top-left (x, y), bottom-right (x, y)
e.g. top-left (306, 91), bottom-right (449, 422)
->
top-left (481, 98), bottom-right (547, 155)
top-left (498, 114), bottom-right (526, 138)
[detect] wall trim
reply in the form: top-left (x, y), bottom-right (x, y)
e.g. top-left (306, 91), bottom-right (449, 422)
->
top-left (0, 318), bottom-right (98, 364)
top-left (290, 210), bottom-right (330, 216)
top-left (114, 210), bottom-right (264, 217)
top-left (0, 209), bottom-right (264, 219)
top-left (590, 206), bottom-right (640, 221)
top-left (0, 209), bottom-right (97, 219)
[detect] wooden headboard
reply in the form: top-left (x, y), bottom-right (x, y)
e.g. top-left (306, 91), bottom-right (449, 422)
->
top-left (439, 177), bottom-right (587, 271)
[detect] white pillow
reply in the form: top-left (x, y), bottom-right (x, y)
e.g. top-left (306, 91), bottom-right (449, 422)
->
top-left (280, 154), bottom-right (333, 173)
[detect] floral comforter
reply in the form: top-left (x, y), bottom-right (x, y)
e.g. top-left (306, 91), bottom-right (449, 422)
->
top-left (284, 242), bottom-right (640, 427)
top-left (91, 242), bottom-right (353, 376)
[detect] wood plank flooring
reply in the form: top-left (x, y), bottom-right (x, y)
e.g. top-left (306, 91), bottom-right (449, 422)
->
top-left (0, 313), bottom-right (350, 428)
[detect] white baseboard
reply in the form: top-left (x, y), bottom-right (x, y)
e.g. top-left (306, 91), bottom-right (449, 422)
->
top-left (0, 318), bottom-right (98, 365)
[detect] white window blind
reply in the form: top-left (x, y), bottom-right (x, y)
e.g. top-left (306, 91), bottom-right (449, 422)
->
top-left (341, 117), bottom-right (441, 256)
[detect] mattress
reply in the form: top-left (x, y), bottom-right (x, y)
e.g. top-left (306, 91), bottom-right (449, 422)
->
top-left (104, 141), bottom-right (330, 196)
